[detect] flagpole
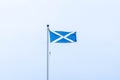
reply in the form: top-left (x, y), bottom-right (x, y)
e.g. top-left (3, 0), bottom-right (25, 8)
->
top-left (47, 24), bottom-right (50, 80)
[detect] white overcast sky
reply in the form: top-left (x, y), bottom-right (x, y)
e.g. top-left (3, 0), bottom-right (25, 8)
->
top-left (0, 0), bottom-right (120, 80)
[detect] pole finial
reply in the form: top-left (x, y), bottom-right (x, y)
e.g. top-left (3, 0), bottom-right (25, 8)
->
top-left (47, 24), bottom-right (49, 27)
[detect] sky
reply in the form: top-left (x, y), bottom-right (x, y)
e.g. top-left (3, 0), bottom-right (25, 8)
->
top-left (0, 0), bottom-right (120, 80)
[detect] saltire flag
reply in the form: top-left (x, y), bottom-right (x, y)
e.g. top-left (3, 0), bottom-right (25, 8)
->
top-left (49, 30), bottom-right (77, 43)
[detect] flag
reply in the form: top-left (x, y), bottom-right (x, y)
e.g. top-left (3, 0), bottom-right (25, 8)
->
top-left (49, 30), bottom-right (77, 43)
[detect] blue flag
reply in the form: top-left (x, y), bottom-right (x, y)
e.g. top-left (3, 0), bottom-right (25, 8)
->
top-left (49, 30), bottom-right (77, 43)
